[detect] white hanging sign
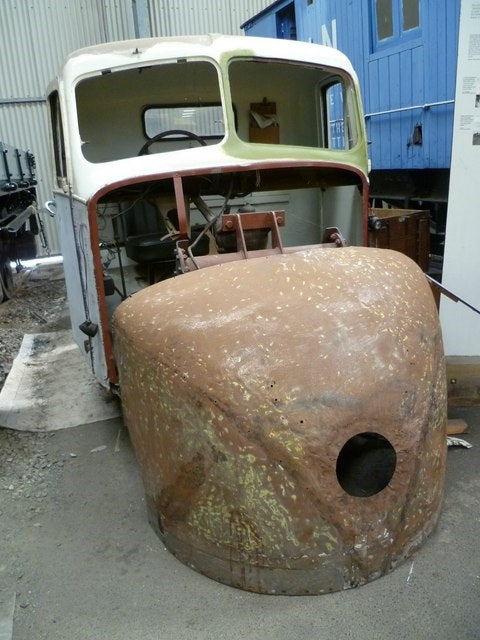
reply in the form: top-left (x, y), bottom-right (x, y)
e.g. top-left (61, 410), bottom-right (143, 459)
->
top-left (440, 0), bottom-right (480, 355)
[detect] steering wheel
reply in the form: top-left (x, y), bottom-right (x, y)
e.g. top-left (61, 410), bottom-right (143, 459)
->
top-left (138, 129), bottom-right (207, 156)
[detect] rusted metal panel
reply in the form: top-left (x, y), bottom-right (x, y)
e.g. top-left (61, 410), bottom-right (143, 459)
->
top-left (113, 246), bottom-right (447, 594)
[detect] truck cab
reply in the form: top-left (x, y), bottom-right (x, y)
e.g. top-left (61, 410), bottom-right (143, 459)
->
top-left (47, 35), bottom-right (446, 596)
top-left (47, 34), bottom-right (369, 387)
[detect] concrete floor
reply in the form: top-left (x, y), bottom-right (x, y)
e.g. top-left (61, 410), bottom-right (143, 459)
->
top-left (1, 406), bottom-right (480, 640)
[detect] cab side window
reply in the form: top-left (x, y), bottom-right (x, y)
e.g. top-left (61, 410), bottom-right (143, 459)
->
top-left (49, 91), bottom-right (67, 187)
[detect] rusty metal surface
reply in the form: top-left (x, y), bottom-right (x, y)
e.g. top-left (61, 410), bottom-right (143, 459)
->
top-left (179, 244), bottom-right (338, 272)
top-left (220, 211), bottom-right (285, 232)
top-left (113, 246), bottom-right (447, 594)
top-left (216, 210), bottom-right (285, 257)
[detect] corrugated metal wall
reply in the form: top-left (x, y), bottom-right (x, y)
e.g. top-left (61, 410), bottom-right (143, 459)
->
top-left (148, 0), bottom-right (272, 37)
top-left (0, 0), bottom-right (135, 255)
top-left (1, 0), bottom-right (268, 255)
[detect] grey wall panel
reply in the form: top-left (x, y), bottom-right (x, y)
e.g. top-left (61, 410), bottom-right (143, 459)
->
top-left (0, 1), bottom-right (110, 101)
top-left (104, 0), bottom-right (136, 41)
top-left (148, 0), bottom-right (273, 37)
top-left (0, 0), bottom-right (136, 255)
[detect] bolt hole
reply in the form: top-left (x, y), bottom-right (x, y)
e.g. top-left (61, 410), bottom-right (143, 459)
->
top-left (336, 432), bottom-right (396, 497)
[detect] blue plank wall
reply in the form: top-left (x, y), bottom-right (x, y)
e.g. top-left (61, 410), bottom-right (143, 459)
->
top-left (242, 0), bottom-right (460, 174)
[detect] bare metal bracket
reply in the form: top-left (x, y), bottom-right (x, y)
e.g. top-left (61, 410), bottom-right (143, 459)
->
top-left (426, 274), bottom-right (480, 316)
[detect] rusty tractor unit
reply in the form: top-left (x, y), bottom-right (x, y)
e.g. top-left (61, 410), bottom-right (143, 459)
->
top-left (47, 35), bottom-right (446, 594)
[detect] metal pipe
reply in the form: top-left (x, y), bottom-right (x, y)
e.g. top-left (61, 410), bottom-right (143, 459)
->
top-left (5, 205), bottom-right (36, 233)
top-left (364, 99), bottom-right (454, 119)
top-left (0, 98), bottom-right (46, 105)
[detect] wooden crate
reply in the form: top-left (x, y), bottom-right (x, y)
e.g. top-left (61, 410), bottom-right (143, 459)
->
top-left (368, 208), bottom-right (430, 272)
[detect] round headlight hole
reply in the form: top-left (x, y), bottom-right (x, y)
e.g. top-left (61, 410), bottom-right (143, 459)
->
top-left (336, 432), bottom-right (396, 497)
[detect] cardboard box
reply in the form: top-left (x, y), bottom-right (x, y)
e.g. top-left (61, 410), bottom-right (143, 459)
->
top-left (249, 126), bottom-right (280, 144)
top-left (249, 100), bottom-right (279, 144)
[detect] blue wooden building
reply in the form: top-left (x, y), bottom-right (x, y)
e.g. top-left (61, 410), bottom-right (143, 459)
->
top-left (242, 0), bottom-right (460, 210)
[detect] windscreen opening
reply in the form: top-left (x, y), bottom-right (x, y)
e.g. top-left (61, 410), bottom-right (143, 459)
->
top-left (75, 60), bottom-right (222, 163)
top-left (228, 58), bottom-right (358, 150)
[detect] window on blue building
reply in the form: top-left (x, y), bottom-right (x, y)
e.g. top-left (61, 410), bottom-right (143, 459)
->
top-left (376, 0), bottom-right (393, 40)
top-left (373, 0), bottom-right (420, 48)
top-left (402, 0), bottom-right (419, 31)
top-left (326, 82), bottom-right (346, 149)
top-left (276, 3), bottom-right (297, 40)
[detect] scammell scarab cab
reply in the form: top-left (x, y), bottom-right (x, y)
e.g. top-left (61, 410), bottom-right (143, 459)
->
top-left (47, 35), bottom-right (446, 595)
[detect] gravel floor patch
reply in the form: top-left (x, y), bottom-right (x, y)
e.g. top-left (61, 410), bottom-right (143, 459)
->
top-left (0, 263), bottom-right (69, 391)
